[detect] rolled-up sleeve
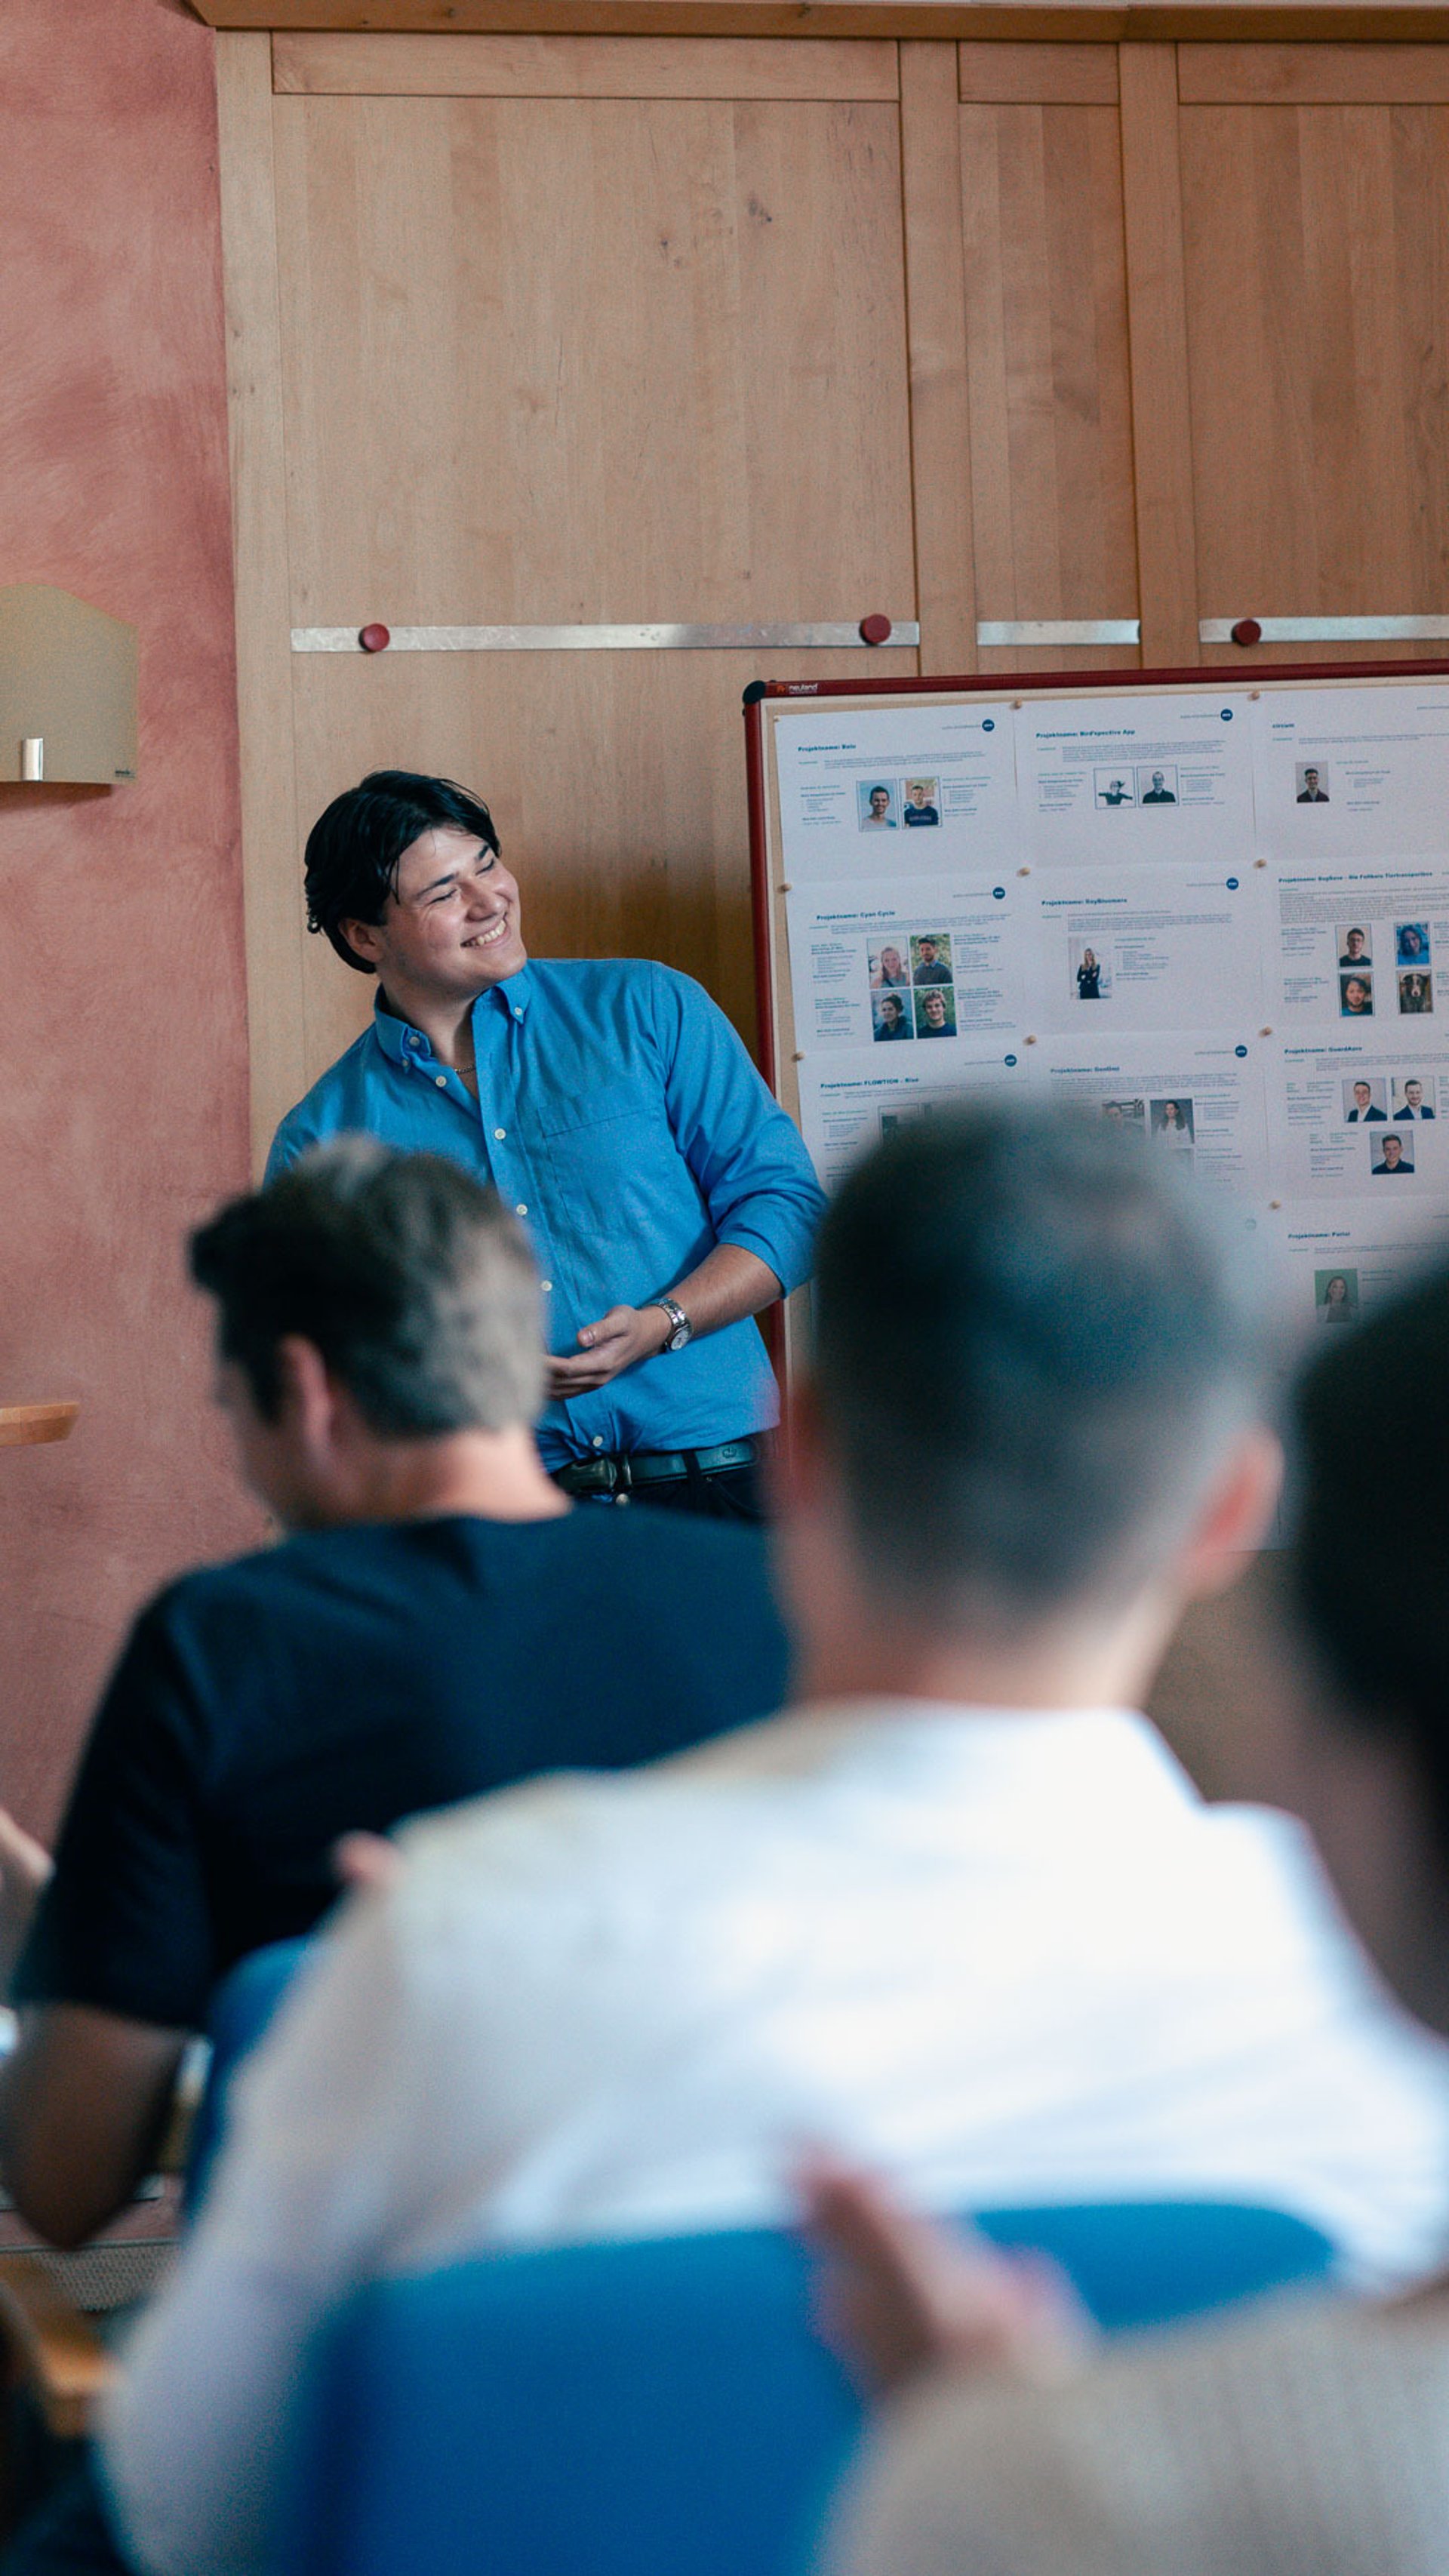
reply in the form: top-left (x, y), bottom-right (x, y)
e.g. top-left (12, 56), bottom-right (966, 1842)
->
top-left (651, 968), bottom-right (826, 1296)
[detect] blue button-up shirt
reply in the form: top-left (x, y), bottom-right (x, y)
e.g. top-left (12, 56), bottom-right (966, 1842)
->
top-left (266, 959), bottom-right (825, 1466)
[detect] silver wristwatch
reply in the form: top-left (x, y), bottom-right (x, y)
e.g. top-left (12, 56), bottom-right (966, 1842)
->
top-left (651, 1295), bottom-right (693, 1353)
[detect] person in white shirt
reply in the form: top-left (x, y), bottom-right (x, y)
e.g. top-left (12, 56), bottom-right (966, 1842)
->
top-left (814, 1254), bottom-right (1449, 2576)
top-left (101, 1107), bottom-right (1449, 2576)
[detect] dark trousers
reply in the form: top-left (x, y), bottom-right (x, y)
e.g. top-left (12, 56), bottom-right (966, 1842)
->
top-left (621, 1458), bottom-right (763, 1522)
top-left (552, 1448), bottom-right (768, 1524)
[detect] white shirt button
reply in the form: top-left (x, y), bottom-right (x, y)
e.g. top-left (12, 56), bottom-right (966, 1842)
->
top-left (592, 1435), bottom-right (605, 1449)
top-left (494, 1128), bottom-right (506, 1141)
top-left (540, 1279), bottom-right (552, 1293)
top-left (513, 1008), bottom-right (523, 1019)
top-left (435, 1075), bottom-right (448, 1088)
top-left (515, 1202), bottom-right (528, 1216)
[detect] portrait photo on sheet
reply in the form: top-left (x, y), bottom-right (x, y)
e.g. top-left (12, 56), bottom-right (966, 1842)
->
top-left (1315, 1269), bottom-right (1358, 1322)
top-left (1397, 921), bottom-right (1432, 965)
top-left (879, 1103), bottom-right (933, 1141)
top-left (1342, 1076), bottom-right (1387, 1122)
top-left (1399, 971), bottom-right (1434, 1015)
top-left (1392, 1076), bottom-right (1437, 1119)
top-left (911, 932), bottom-right (954, 985)
top-left (1296, 763), bottom-right (1331, 802)
top-left (1340, 973), bottom-right (1374, 1018)
top-left (868, 938), bottom-right (912, 991)
top-left (1372, 1131), bottom-right (1415, 1174)
top-left (872, 991), bottom-right (914, 1043)
top-left (857, 780), bottom-right (899, 829)
top-left (1073, 943), bottom-right (1108, 1001)
top-left (1150, 1097), bottom-right (1195, 1147)
top-left (1337, 925), bottom-right (1373, 968)
top-left (1094, 770), bottom-right (1136, 808)
top-left (1100, 1096), bottom-right (1146, 1131)
top-left (902, 779), bottom-right (941, 827)
top-left (1137, 765), bottom-right (1178, 804)
top-left (915, 986), bottom-right (957, 1039)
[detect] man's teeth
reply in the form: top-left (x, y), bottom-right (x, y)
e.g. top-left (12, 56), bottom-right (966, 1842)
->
top-left (467, 918), bottom-right (509, 947)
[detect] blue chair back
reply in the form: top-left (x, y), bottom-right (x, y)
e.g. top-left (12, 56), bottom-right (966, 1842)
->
top-left (278, 2201), bottom-right (1333, 2576)
top-left (186, 1937), bottom-right (312, 2215)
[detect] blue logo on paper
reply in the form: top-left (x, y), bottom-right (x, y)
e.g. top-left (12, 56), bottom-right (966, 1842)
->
top-left (992, 886), bottom-right (1006, 900)
top-left (1226, 876), bottom-right (1239, 890)
top-left (1221, 709), bottom-right (1233, 720)
top-left (1235, 1044), bottom-right (1248, 1058)
top-left (982, 719), bottom-right (995, 731)
top-left (1004, 1054), bottom-right (1017, 1067)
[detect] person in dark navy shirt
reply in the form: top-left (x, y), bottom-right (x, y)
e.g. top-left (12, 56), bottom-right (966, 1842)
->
top-left (0, 1144), bottom-right (789, 2253)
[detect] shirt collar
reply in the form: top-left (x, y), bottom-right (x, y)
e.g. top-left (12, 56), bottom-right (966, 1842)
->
top-left (371, 965), bottom-right (534, 1067)
top-left (488, 963), bottom-right (532, 1020)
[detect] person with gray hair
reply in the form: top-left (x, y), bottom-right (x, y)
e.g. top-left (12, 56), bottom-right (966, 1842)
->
top-left (0, 1140), bottom-right (789, 2256)
top-left (101, 1107), bottom-right (1449, 2576)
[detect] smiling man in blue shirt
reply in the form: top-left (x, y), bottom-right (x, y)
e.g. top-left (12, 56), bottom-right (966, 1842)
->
top-left (266, 772), bottom-right (824, 1516)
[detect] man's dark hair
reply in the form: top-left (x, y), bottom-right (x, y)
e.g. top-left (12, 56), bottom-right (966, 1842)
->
top-left (304, 773), bottom-right (500, 973)
top-left (190, 1139), bottom-right (543, 1436)
top-left (1292, 1264), bottom-right (1449, 1847)
top-left (811, 1105), bottom-right (1268, 1619)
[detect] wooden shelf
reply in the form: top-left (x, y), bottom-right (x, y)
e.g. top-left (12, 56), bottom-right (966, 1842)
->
top-left (0, 1405), bottom-right (79, 1451)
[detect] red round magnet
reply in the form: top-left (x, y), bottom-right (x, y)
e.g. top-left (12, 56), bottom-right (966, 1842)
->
top-left (1229, 618), bottom-right (1262, 648)
top-left (859, 614), bottom-right (893, 646)
top-left (358, 623), bottom-right (392, 654)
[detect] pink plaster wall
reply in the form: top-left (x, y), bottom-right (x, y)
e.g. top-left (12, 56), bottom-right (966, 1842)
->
top-left (0, 0), bottom-right (262, 1833)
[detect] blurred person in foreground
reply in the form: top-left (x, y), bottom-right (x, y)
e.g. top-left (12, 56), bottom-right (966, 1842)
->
top-left (0, 1141), bottom-right (788, 2252)
top-left (814, 1262), bottom-right (1449, 2576)
top-left (100, 1108), bottom-right (1449, 2576)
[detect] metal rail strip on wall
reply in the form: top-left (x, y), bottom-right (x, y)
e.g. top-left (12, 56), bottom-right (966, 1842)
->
top-left (1201, 616), bottom-right (1449, 645)
top-left (291, 620), bottom-right (921, 652)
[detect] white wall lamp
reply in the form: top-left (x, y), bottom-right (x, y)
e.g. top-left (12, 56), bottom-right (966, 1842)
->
top-left (0, 583), bottom-right (137, 785)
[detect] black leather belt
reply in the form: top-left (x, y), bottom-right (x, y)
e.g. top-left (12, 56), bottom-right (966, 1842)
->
top-left (552, 1438), bottom-right (757, 1497)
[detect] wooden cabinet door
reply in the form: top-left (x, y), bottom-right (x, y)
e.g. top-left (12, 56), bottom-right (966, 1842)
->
top-left (220, 32), bottom-right (916, 1161)
top-left (1177, 45), bottom-right (1449, 668)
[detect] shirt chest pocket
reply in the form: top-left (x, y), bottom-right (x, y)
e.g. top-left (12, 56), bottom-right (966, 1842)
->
top-left (533, 1077), bottom-right (681, 1223)
top-left (533, 1079), bottom-right (657, 1140)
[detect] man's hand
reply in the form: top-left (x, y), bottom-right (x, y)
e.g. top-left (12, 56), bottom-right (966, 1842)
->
top-left (0, 1808), bottom-right (53, 1993)
top-left (546, 1303), bottom-right (671, 1401)
top-left (802, 2158), bottom-right (1090, 2399)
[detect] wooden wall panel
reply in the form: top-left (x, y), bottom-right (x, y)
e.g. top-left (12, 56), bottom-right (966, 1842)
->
top-left (254, 78), bottom-right (915, 1098)
top-left (958, 38), bottom-right (1118, 97)
top-left (959, 92), bottom-right (1141, 666)
top-left (1180, 93), bottom-right (1449, 660)
top-left (273, 31), bottom-right (900, 94)
top-left (1180, 41), bottom-right (1449, 98)
top-left (272, 94), bottom-right (912, 627)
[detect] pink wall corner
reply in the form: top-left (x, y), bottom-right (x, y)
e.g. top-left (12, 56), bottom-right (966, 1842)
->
top-left (0, 0), bottom-right (264, 1834)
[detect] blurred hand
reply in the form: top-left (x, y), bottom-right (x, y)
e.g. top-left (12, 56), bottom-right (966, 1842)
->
top-left (546, 1303), bottom-right (671, 1401)
top-left (333, 1831), bottom-right (401, 1897)
top-left (0, 1808), bottom-right (54, 1992)
top-left (802, 2157), bottom-right (1090, 2398)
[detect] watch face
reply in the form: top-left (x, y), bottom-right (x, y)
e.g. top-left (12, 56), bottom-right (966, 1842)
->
top-left (667, 1319), bottom-right (691, 1350)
